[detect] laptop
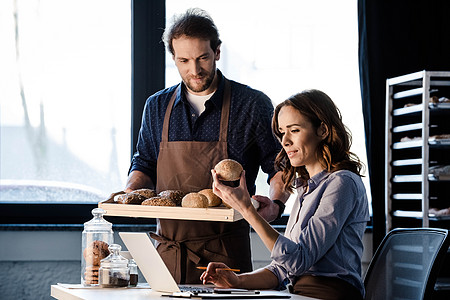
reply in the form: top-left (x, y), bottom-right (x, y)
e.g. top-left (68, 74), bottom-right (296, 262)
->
top-left (119, 232), bottom-right (290, 299)
top-left (119, 232), bottom-right (214, 294)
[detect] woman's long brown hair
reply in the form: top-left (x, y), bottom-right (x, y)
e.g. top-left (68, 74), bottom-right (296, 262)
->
top-left (272, 89), bottom-right (363, 193)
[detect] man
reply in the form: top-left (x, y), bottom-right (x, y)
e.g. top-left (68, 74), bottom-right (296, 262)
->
top-left (125, 8), bottom-right (289, 283)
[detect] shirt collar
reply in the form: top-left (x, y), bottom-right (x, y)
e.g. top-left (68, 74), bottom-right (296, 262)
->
top-left (296, 169), bottom-right (330, 194)
top-left (173, 69), bottom-right (225, 109)
top-left (306, 170), bottom-right (330, 192)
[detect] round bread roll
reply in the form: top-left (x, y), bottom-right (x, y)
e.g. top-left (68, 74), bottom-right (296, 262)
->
top-left (214, 159), bottom-right (243, 181)
top-left (181, 193), bottom-right (209, 208)
top-left (198, 189), bottom-right (222, 207)
top-left (132, 188), bottom-right (157, 199)
top-left (111, 191), bottom-right (126, 202)
top-left (141, 196), bottom-right (176, 207)
top-left (116, 192), bottom-right (147, 205)
top-left (158, 190), bottom-right (185, 205)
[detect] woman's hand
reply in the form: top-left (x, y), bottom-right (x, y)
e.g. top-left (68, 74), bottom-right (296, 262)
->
top-left (200, 262), bottom-right (240, 288)
top-left (211, 170), bottom-right (255, 217)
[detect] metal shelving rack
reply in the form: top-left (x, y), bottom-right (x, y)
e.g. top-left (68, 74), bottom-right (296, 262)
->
top-left (385, 70), bottom-right (450, 232)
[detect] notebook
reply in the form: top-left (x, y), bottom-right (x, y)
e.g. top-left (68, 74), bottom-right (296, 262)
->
top-left (119, 232), bottom-right (290, 298)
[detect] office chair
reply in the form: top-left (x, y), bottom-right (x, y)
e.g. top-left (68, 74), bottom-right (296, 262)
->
top-left (364, 228), bottom-right (450, 300)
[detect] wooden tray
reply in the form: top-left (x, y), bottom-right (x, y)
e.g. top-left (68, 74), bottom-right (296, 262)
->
top-left (98, 198), bottom-right (243, 222)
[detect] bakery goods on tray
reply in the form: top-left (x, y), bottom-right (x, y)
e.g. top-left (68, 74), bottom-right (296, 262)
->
top-left (198, 189), bottom-right (222, 207)
top-left (115, 192), bottom-right (147, 204)
top-left (132, 188), bottom-right (157, 199)
top-left (214, 159), bottom-right (243, 181)
top-left (182, 192), bottom-right (209, 208)
top-left (141, 196), bottom-right (177, 206)
top-left (158, 190), bottom-right (185, 205)
top-left (108, 191), bottom-right (126, 202)
top-left (107, 187), bottom-right (235, 210)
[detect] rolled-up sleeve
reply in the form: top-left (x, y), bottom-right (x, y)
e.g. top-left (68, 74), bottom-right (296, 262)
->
top-left (265, 235), bottom-right (292, 290)
top-left (129, 98), bottom-right (159, 184)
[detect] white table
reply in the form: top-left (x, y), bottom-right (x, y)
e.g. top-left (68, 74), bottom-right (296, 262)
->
top-left (51, 285), bottom-right (319, 300)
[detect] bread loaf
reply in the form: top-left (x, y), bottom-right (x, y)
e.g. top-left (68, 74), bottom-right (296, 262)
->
top-left (158, 190), bottom-right (185, 205)
top-left (116, 192), bottom-right (147, 204)
top-left (141, 196), bottom-right (177, 206)
top-left (132, 188), bottom-right (157, 199)
top-left (214, 159), bottom-right (243, 181)
top-left (198, 189), bottom-right (222, 207)
top-left (181, 193), bottom-right (209, 208)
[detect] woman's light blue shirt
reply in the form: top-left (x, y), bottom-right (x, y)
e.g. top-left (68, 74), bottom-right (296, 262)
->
top-left (266, 170), bottom-right (370, 297)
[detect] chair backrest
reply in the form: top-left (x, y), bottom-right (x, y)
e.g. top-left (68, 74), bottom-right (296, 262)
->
top-left (364, 228), bottom-right (450, 300)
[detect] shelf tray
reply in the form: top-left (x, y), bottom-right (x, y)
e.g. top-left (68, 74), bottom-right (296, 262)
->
top-left (392, 193), bottom-right (422, 200)
top-left (392, 174), bottom-right (450, 182)
top-left (393, 210), bottom-right (450, 221)
top-left (98, 198), bottom-right (243, 222)
top-left (393, 175), bottom-right (422, 182)
top-left (429, 139), bottom-right (450, 145)
top-left (392, 103), bottom-right (450, 117)
top-left (429, 103), bottom-right (450, 109)
top-left (392, 159), bottom-right (423, 166)
top-left (393, 105), bottom-right (422, 116)
top-left (429, 174), bottom-right (450, 181)
top-left (393, 138), bottom-right (450, 149)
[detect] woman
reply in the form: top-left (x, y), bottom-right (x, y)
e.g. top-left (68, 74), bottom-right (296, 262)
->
top-left (202, 90), bottom-right (370, 300)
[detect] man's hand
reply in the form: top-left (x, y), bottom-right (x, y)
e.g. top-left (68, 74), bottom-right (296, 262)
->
top-left (125, 170), bottom-right (154, 193)
top-left (253, 195), bottom-right (280, 222)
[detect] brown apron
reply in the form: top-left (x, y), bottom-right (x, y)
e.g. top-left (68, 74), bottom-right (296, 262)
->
top-left (292, 275), bottom-right (363, 300)
top-left (152, 80), bottom-right (252, 284)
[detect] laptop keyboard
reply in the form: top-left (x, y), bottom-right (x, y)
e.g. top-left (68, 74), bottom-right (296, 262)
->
top-left (179, 285), bottom-right (215, 294)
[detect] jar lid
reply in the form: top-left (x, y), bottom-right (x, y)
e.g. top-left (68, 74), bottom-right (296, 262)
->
top-left (83, 208), bottom-right (112, 232)
top-left (100, 244), bottom-right (129, 268)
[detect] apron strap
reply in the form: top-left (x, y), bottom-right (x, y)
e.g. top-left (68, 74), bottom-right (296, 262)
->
top-left (219, 80), bottom-right (231, 142)
top-left (161, 80), bottom-right (231, 143)
top-left (161, 85), bottom-right (180, 143)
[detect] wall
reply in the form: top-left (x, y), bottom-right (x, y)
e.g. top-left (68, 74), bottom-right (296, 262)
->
top-left (0, 229), bottom-right (373, 300)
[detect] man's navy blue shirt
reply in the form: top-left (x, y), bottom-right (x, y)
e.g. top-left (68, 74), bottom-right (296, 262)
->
top-left (129, 70), bottom-right (281, 195)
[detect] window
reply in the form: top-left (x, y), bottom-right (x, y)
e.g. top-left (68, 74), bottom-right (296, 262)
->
top-left (0, 1), bottom-right (131, 206)
top-left (166, 0), bottom-right (371, 213)
top-left (1, 1), bottom-right (371, 224)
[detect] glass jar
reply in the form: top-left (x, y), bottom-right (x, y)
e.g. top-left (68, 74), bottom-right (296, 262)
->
top-left (128, 258), bottom-right (138, 287)
top-left (81, 208), bottom-right (114, 286)
top-left (99, 244), bottom-right (130, 287)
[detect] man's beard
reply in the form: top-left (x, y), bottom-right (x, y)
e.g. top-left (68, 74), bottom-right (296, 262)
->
top-left (184, 68), bottom-right (216, 93)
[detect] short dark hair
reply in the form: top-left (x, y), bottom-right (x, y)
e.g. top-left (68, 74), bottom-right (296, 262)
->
top-left (162, 8), bottom-right (222, 55)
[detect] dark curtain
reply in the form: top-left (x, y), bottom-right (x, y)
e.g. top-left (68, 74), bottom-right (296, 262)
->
top-left (358, 0), bottom-right (450, 251)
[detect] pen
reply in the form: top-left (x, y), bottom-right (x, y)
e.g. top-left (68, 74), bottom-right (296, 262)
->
top-left (196, 266), bottom-right (240, 272)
